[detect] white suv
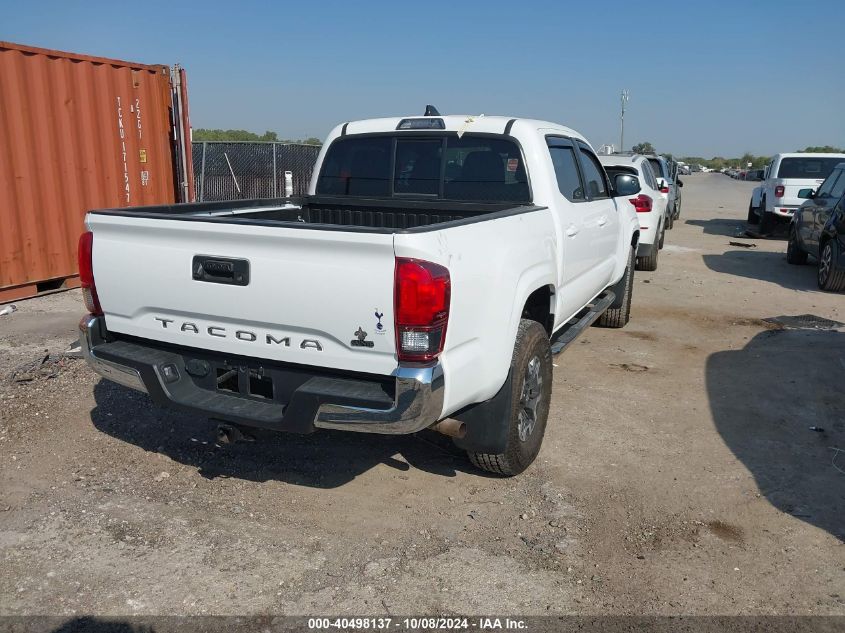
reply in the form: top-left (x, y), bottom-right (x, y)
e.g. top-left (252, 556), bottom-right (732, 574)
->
top-left (749, 153), bottom-right (845, 233)
top-left (600, 154), bottom-right (668, 271)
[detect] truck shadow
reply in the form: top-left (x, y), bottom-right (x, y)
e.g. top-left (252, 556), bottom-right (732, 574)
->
top-left (89, 381), bottom-right (481, 488)
top-left (686, 217), bottom-right (790, 239)
top-left (706, 328), bottom-right (845, 542)
top-left (702, 250), bottom-right (820, 292)
top-left (685, 218), bottom-right (750, 237)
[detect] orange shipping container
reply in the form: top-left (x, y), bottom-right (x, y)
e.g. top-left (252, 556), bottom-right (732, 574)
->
top-left (0, 41), bottom-right (193, 302)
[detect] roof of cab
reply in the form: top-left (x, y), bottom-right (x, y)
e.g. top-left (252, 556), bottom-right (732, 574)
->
top-left (337, 115), bottom-right (588, 143)
top-left (598, 154), bottom-right (645, 167)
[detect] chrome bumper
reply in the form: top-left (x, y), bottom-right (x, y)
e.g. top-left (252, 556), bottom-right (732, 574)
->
top-left (314, 364), bottom-right (444, 434)
top-left (79, 315), bottom-right (147, 392)
top-left (79, 315), bottom-right (444, 435)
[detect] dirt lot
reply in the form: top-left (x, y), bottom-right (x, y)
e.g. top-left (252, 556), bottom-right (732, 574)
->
top-left (0, 174), bottom-right (843, 617)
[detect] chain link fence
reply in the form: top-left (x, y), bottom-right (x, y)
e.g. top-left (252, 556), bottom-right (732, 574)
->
top-left (192, 142), bottom-right (321, 201)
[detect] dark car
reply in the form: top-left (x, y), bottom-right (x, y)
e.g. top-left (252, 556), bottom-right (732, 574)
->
top-left (787, 162), bottom-right (845, 291)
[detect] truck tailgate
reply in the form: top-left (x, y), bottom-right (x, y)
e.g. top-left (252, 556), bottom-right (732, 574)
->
top-left (87, 214), bottom-right (398, 376)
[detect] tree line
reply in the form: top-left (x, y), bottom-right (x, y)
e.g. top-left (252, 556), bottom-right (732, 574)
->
top-left (631, 141), bottom-right (844, 170)
top-left (192, 129), bottom-right (322, 145)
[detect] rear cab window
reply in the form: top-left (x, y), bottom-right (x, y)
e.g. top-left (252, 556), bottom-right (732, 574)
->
top-left (776, 157), bottom-right (844, 180)
top-left (317, 134), bottom-right (530, 203)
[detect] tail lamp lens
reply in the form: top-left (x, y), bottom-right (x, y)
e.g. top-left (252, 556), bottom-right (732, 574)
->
top-left (78, 231), bottom-right (102, 315)
top-left (629, 194), bottom-right (653, 213)
top-left (394, 258), bottom-right (450, 363)
top-left (774, 185), bottom-right (785, 198)
top-left (659, 186), bottom-right (670, 194)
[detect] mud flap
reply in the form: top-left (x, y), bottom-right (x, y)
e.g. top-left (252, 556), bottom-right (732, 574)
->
top-left (451, 367), bottom-right (515, 454)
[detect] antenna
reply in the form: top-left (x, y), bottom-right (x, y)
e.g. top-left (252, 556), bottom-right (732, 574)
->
top-left (620, 90), bottom-right (630, 152)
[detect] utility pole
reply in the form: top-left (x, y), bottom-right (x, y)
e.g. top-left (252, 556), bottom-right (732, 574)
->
top-left (620, 89), bottom-right (629, 152)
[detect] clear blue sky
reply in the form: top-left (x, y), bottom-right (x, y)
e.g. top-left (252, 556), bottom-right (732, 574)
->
top-left (5, 0), bottom-right (844, 157)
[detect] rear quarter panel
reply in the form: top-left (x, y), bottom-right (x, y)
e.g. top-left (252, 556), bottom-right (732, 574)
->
top-left (395, 208), bottom-right (557, 417)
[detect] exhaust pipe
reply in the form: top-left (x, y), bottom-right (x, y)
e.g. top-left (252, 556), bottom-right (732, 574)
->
top-left (431, 419), bottom-right (467, 439)
top-left (216, 423), bottom-right (255, 444)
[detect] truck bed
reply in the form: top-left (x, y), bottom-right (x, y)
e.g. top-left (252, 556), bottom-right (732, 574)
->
top-left (91, 195), bottom-right (545, 234)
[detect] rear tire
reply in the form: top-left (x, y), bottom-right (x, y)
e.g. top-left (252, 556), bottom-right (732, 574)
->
top-left (818, 240), bottom-right (845, 291)
top-left (759, 210), bottom-right (774, 235)
top-left (757, 197), bottom-right (774, 234)
top-left (747, 203), bottom-right (759, 225)
top-left (467, 319), bottom-right (552, 476)
top-left (786, 225), bottom-right (808, 265)
top-left (636, 244), bottom-right (658, 271)
top-left (597, 247), bottom-right (634, 328)
top-left (658, 221), bottom-right (666, 250)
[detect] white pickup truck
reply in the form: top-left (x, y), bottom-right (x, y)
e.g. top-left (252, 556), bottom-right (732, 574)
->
top-left (749, 152), bottom-right (845, 233)
top-left (79, 111), bottom-right (640, 475)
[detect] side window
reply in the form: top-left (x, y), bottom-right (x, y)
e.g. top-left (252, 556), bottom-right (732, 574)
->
top-left (576, 143), bottom-right (609, 199)
top-left (830, 171), bottom-right (845, 198)
top-left (547, 140), bottom-right (585, 202)
top-left (816, 170), bottom-right (841, 199)
top-left (647, 158), bottom-right (665, 180)
top-left (640, 161), bottom-right (655, 189)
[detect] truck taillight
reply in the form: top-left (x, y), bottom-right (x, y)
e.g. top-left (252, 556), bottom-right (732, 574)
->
top-left (394, 258), bottom-right (450, 363)
top-left (659, 185), bottom-right (670, 194)
top-left (629, 194), bottom-right (653, 213)
top-left (774, 185), bottom-right (785, 198)
top-left (78, 231), bottom-right (102, 315)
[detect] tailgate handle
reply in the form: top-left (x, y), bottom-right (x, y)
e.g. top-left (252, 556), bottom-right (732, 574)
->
top-left (192, 255), bottom-right (250, 286)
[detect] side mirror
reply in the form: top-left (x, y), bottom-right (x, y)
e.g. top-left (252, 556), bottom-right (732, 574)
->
top-left (797, 188), bottom-right (815, 199)
top-left (613, 174), bottom-right (641, 196)
top-left (678, 179), bottom-right (684, 187)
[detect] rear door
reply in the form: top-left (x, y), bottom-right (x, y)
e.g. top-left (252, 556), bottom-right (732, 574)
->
top-left (87, 213), bottom-right (399, 376)
top-left (546, 137), bottom-right (597, 318)
top-left (575, 141), bottom-right (618, 287)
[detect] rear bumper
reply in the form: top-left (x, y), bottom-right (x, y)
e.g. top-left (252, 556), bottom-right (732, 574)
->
top-left (80, 315), bottom-right (444, 435)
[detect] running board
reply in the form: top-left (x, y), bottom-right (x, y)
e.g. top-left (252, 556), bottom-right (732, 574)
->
top-left (550, 291), bottom-right (616, 355)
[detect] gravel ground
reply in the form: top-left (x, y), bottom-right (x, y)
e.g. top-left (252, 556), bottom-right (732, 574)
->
top-left (0, 174), bottom-right (842, 617)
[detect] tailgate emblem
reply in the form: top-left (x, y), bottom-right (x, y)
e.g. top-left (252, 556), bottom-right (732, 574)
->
top-left (351, 327), bottom-right (374, 348)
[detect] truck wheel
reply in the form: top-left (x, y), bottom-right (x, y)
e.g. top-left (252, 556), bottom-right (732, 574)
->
top-left (747, 203), bottom-right (759, 225)
top-left (467, 319), bottom-right (552, 476)
top-left (818, 240), bottom-right (845, 291)
top-left (673, 200), bottom-right (681, 221)
top-left (757, 198), bottom-right (775, 235)
top-left (758, 209), bottom-right (775, 235)
top-left (666, 212), bottom-right (674, 230)
top-left (597, 248), bottom-right (634, 328)
top-left (658, 221), bottom-right (666, 250)
top-left (636, 244), bottom-right (658, 271)
top-left (786, 226), bottom-right (808, 265)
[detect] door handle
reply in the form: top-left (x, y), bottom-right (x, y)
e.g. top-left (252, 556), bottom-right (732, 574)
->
top-left (598, 216), bottom-right (607, 227)
top-left (565, 224), bottom-right (579, 237)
